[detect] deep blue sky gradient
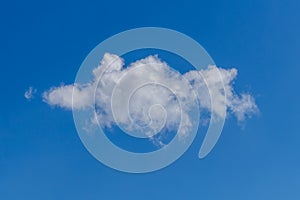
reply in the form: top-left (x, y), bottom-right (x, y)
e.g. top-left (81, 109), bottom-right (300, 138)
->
top-left (1, 0), bottom-right (300, 199)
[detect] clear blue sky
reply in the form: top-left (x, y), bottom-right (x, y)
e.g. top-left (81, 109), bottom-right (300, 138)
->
top-left (1, 0), bottom-right (300, 199)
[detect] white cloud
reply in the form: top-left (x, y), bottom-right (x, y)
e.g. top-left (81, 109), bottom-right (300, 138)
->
top-left (43, 53), bottom-right (258, 138)
top-left (184, 66), bottom-right (258, 121)
top-left (24, 86), bottom-right (37, 100)
top-left (43, 84), bottom-right (94, 109)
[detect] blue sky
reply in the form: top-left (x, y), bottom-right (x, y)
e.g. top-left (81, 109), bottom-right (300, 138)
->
top-left (1, 0), bottom-right (300, 199)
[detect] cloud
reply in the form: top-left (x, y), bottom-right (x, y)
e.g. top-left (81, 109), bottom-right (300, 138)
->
top-left (43, 84), bottom-right (93, 109)
top-left (184, 66), bottom-right (258, 121)
top-left (43, 53), bottom-right (258, 138)
top-left (24, 86), bottom-right (37, 100)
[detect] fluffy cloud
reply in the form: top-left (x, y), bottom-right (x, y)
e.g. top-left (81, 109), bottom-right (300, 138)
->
top-left (184, 66), bottom-right (257, 121)
top-left (43, 53), bottom-right (258, 138)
